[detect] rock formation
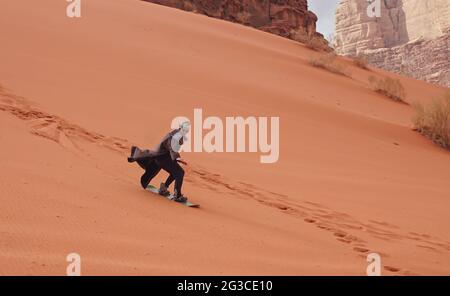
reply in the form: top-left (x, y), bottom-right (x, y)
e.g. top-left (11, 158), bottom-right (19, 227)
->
top-left (335, 0), bottom-right (450, 87)
top-left (144, 0), bottom-right (326, 44)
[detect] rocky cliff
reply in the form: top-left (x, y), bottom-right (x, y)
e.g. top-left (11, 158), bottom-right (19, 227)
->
top-left (335, 0), bottom-right (450, 87)
top-left (144, 0), bottom-right (324, 43)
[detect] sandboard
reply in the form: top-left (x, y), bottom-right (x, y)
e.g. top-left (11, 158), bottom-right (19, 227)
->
top-left (146, 185), bottom-right (200, 208)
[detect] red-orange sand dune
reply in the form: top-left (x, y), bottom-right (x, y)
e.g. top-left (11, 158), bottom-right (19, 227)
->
top-left (0, 0), bottom-right (449, 275)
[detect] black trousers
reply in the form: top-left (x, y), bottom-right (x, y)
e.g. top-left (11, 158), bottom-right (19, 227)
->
top-left (140, 154), bottom-right (184, 195)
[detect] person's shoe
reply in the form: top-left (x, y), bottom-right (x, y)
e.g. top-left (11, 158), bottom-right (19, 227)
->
top-left (173, 195), bottom-right (187, 203)
top-left (173, 190), bottom-right (187, 203)
top-left (158, 183), bottom-right (170, 197)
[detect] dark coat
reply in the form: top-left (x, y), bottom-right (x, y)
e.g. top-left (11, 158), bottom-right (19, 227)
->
top-left (129, 129), bottom-right (183, 169)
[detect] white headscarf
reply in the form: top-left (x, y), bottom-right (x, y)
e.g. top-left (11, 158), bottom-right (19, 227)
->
top-left (180, 121), bottom-right (190, 135)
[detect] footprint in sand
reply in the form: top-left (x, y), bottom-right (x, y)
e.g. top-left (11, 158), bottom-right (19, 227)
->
top-left (333, 231), bottom-right (347, 238)
top-left (337, 238), bottom-right (352, 244)
top-left (353, 247), bottom-right (370, 253)
top-left (384, 266), bottom-right (400, 273)
top-left (304, 218), bottom-right (316, 223)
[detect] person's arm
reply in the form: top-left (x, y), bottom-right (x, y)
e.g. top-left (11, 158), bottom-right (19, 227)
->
top-left (176, 158), bottom-right (187, 165)
top-left (170, 150), bottom-right (181, 161)
top-left (162, 135), bottom-right (181, 161)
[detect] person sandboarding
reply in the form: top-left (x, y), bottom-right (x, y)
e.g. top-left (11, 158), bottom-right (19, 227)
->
top-left (128, 122), bottom-right (190, 203)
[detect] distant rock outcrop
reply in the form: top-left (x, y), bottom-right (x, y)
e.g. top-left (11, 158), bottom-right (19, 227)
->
top-left (335, 0), bottom-right (450, 87)
top-left (143, 0), bottom-right (326, 45)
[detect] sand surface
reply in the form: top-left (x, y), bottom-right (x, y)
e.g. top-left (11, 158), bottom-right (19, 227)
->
top-left (0, 0), bottom-right (449, 275)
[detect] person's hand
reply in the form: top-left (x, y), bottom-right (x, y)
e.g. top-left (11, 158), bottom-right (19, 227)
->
top-left (177, 159), bottom-right (188, 165)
